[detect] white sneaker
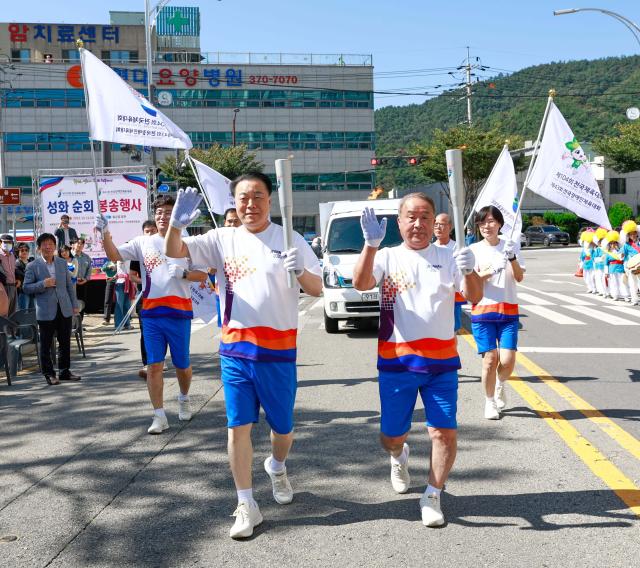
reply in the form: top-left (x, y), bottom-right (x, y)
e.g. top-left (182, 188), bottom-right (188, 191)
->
top-left (264, 457), bottom-right (293, 504)
top-left (420, 492), bottom-right (445, 527)
top-left (390, 443), bottom-right (410, 494)
top-left (495, 381), bottom-right (507, 410)
top-left (178, 398), bottom-right (192, 421)
top-left (484, 399), bottom-right (500, 420)
top-left (229, 501), bottom-right (263, 539)
top-left (147, 414), bottom-right (169, 434)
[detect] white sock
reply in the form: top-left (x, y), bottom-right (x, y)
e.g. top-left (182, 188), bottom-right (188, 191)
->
top-left (426, 484), bottom-right (442, 497)
top-left (237, 488), bottom-right (255, 505)
top-left (391, 445), bottom-right (408, 465)
top-left (486, 396), bottom-right (496, 404)
top-left (178, 393), bottom-right (189, 402)
top-left (153, 408), bottom-right (166, 418)
top-left (269, 456), bottom-right (286, 473)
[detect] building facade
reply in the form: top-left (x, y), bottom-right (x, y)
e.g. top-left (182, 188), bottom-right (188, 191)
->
top-left (0, 9), bottom-right (375, 236)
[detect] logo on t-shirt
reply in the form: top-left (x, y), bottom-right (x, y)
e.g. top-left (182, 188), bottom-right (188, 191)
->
top-left (270, 250), bottom-right (284, 259)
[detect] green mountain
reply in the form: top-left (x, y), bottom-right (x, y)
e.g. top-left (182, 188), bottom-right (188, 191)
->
top-left (374, 54), bottom-right (640, 188)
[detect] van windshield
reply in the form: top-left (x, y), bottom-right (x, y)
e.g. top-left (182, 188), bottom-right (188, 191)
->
top-left (327, 214), bottom-right (402, 253)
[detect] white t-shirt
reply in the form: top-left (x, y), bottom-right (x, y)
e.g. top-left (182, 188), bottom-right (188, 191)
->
top-left (372, 244), bottom-right (462, 374)
top-left (185, 223), bottom-right (321, 362)
top-left (116, 260), bottom-right (130, 284)
top-left (469, 237), bottom-right (525, 322)
top-left (118, 234), bottom-right (192, 319)
top-left (434, 238), bottom-right (456, 250)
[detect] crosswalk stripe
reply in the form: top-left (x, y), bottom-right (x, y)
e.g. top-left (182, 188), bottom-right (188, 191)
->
top-left (544, 292), bottom-right (594, 305)
top-left (521, 305), bottom-right (585, 325)
top-left (311, 299), bottom-right (324, 310)
top-left (564, 305), bottom-right (639, 325)
top-left (518, 292), bottom-right (554, 306)
top-left (605, 305), bottom-right (640, 318)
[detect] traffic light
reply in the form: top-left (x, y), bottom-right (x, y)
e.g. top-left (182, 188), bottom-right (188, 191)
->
top-left (407, 157), bottom-right (418, 165)
top-left (371, 157), bottom-right (382, 166)
top-left (367, 187), bottom-right (385, 200)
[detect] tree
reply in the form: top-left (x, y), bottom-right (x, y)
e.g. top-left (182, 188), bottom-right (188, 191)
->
top-left (413, 126), bottom-right (525, 218)
top-left (608, 201), bottom-right (634, 228)
top-left (593, 122), bottom-right (640, 173)
top-left (159, 144), bottom-right (264, 189)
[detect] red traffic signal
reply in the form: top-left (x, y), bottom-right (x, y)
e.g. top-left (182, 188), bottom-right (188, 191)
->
top-left (407, 157), bottom-right (418, 165)
top-left (371, 157), bottom-right (381, 166)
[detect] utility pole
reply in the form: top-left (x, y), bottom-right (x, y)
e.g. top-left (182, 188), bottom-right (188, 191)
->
top-left (465, 46), bottom-right (472, 126)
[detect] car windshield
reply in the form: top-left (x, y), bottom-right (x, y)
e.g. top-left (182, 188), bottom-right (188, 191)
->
top-left (542, 226), bottom-right (561, 232)
top-left (327, 214), bottom-right (402, 253)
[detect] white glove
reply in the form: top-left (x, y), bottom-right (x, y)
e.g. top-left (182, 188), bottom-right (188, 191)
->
top-left (453, 247), bottom-right (475, 275)
top-left (170, 187), bottom-right (202, 230)
top-left (283, 247), bottom-right (304, 276)
top-left (168, 263), bottom-right (185, 280)
top-left (503, 239), bottom-right (516, 261)
top-left (94, 213), bottom-right (109, 234)
top-left (360, 207), bottom-right (387, 248)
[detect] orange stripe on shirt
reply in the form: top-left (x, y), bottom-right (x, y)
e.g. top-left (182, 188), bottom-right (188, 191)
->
top-left (378, 336), bottom-right (458, 361)
top-left (142, 295), bottom-right (192, 311)
top-left (222, 326), bottom-right (297, 350)
top-left (471, 302), bottom-right (519, 316)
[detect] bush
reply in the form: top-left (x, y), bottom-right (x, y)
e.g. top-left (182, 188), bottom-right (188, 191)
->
top-left (608, 201), bottom-right (634, 229)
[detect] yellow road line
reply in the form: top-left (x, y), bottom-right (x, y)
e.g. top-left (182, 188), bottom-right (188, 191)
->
top-left (515, 352), bottom-right (640, 462)
top-left (459, 331), bottom-right (640, 517)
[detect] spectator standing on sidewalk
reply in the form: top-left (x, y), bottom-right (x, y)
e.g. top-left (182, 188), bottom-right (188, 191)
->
top-left (72, 238), bottom-right (92, 309)
top-left (0, 234), bottom-right (18, 315)
top-left (23, 233), bottom-right (80, 386)
top-left (54, 214), bottom-right (78, 247)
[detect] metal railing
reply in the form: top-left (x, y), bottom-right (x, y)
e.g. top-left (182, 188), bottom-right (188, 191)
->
top-left (6, 51), bottom-right (373, 66)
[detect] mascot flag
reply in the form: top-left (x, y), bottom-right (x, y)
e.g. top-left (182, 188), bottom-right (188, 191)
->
top-left (527, 102), bottom-right (610, 229)
top-left (80, 48), bottom-right (192, 149)
top-left (474, 145), bottom-right (522, 239)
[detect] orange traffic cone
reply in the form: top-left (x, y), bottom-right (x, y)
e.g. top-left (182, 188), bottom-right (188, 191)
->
top-left (574, 264), bottom-right (583, 278)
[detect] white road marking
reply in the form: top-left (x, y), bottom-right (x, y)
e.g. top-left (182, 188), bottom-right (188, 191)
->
top-left (577, 293), bottom-right (618, 304)
top-left (318, 322), bottom-right (325, 330)
top-left (517, 292), bottom-right (554, 306)
top-left (541, 279), bottom-right (583, 286)
top-left (520, 305), bottom-right (585, 325)
top-left (311, 298), bottom-right (324, 310)
top-left (544, 292), bottom-right (593, 306)
top-left (564, 305), bottom-right (639, 325)
top-left (299, 310), bottom-right (307, 317)
top-left (605, 305), bottom-right (640, 318)
top-left (519, 346), bottom-right (640, 354)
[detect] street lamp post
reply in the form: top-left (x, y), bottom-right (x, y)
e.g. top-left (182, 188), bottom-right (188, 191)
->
top-left (554, 8), bottom-right (640, 49)
top-left (232, 108), bottom-right (240, 147)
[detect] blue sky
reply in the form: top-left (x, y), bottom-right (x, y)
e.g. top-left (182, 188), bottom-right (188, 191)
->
top-left (4, 0), bottom-right (640, 108)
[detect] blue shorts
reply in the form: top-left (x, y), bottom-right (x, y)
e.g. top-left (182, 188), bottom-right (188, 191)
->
top-left (454, 304), bottom-right (462, 332)
top-left (378, 369), bottom-right (458, 436)
top-left (220, 355), bottom-right (297, 435)
top-left (143, 316), bottom-right (191, 369)
top-left (471, 319), bottom-right (519, 354)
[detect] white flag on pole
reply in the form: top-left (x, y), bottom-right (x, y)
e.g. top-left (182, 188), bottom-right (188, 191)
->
top-left (192, 158), bottom-right (235, 215)
top-left (527, 102), bottom-right (611, 229)
top-left (474, 145), bottom-right (522, 239)
top-left (80, 48), bottom-right (192, 149)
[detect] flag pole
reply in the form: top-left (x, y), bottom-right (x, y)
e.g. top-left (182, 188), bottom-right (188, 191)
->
top-left (185, 153), bottom-right (218, 229)
top-left (464, 143), bottom-right (509, 229)
top-left (76, 41), bottom-right (102, 217)
top-left (507, 89), bottom-right (556, 242)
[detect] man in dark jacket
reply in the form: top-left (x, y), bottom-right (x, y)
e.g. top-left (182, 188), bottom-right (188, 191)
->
top-left (54, 215), bottom-right (78, 247)
top-left (24, 233), bottom-right (80, 385)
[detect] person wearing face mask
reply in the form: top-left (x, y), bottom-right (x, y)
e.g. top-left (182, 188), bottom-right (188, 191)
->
top-left (0, 234), bottom-right (18, 315)
top-left (15, 243), bottom-right (34, 310)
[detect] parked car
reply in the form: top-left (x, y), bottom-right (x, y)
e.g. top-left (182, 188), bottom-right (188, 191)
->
top-left (523, 225), bottom-right (570, 247)
top-left (519, 233), bottom-right (527, 247)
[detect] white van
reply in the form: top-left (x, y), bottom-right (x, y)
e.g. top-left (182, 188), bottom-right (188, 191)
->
top-left (319, 199), bottom-right (402, 333)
